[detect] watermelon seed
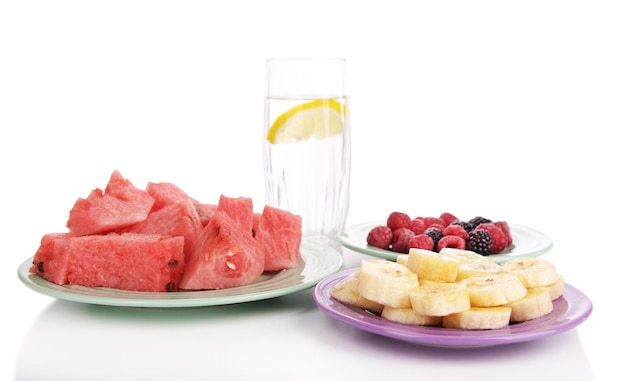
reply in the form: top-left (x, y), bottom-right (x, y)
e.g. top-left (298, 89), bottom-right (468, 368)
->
top-left (166, 282), bottom-right (176, 292)
top-left (36, 262), bottom-right (44, 273)
top-left (226, 261), bottom-right (236, 270)
top-left (168, 259), bottom-right (178, 268)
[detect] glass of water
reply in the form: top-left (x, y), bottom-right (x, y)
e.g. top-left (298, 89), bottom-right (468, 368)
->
top-left (263, 58), bottom-right (351, 244)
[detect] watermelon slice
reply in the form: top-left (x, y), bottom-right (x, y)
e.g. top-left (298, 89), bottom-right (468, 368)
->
top-left (215, 194), bottom-right (254, 234)
top-left (179, 211), bottom-right (265, 290)
top-left (194, 203), bottom-right (217, 226)
top-left (145, 181), bottom-right (199, 212)
top-left (66, 233), bottom-right (185, 292)
top-left (255, 205), bottom-right (303, 271)
top-left (66, 171), bottom-right (155, 236)
top-left (123, 199), bottom-right (203, 255)
top-left (31, 233), bottom-right (185, 292)
top-left (30, 232), bottom-right (73, 285)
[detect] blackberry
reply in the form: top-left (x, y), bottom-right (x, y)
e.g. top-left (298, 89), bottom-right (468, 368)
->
top-left (451, 220), bottom-right (473, 233)
top-left (423, 227), bottom-right (444, 252)
top-left (466, 229), bottom-right (494, 255)
top-left (468, 216), bottom-right (492, 230)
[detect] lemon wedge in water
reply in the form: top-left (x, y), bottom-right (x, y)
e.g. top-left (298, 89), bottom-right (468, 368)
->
top-left (266, 98), bottom-right (347, 144)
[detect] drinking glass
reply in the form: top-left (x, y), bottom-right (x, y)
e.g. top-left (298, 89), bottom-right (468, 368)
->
top-left (263, 58), bottom-right (351, 244)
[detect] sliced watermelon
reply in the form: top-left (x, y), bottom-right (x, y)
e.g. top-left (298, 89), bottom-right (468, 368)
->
top-left (65, 233), bottom-right (185, 292)
top-left (145, 181), bottom-right (198, 212)
top-left (215, 194), bottom-right (254, 234)
top-left (255, 205), bottom-right (303, 271)
top-left (30, 232), bottom-right (73, 285)
top-left (66, 170), bottom-right (155, 236)
top-left (194, 203), bottom-right (217, 226)
top-left (179, 211), bottom-right (265, 290)
top-left (124, 199), bottom-right (203, 255)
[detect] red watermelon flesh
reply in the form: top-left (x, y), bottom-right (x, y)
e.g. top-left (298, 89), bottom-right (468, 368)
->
top-left (64, 233), bottom-right (185, 292)
top-left (179, 211), bottom-right (265, 290)
top-left (66, 171), bottom-right (155, 236)
top-left (30, 233), bottom-right (73, 285)
top-left (123, 199), bottom-right (202, 255)
top-left (255, 205), bottom-right (302, 271)
top-left (194, 203), bottom-right (217, 226)
top-left (146, 181), bottom-right (198, 212)
top-left (216, 194), bottom-right (254, 234)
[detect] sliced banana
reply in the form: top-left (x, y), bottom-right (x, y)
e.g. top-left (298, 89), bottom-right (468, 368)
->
top-left (502, 258), bottom-right (560, 288)
top-left (460, 273), bottom-right (528, 307)
top-left (356, 259), bottom-right (419, 308)
top-left (406, 248), bottom-right (461, 283)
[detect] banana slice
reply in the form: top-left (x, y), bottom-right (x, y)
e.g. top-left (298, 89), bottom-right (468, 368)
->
top-left (455, 261), bottom-right (504, 282)
top-left (381, 306), bottom-right (443, 326)
top-left (460, 273), bottom-right (528, 307)
top-left (409, 282), bottom-right (471, 316)
top-left (330, 276), bottom-right (384, 314)
top-left (406, 248), bottom-right (461, 283)
top-left (501, 258), bottom-right (560, 288)
top-left (508, 286), bottom-right (554, 323)
top-left (542, 275), bottom-right (565, 300)
top-left (396, 254), bottom-right (409, 266)
top-left (442, 306), bottom-right (512, 330)
top-left (439, 248), bottom-right (495, 264)
top-left (356, 259), bottom-right (419, 308)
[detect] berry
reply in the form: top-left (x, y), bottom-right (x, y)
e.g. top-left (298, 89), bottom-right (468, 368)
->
top-left (451, 220), bottom-right (473, 233)
top-left (494, 221), bottom-right (513, 246)
top-left (423, 217), bottom-right (446, 229)
top-left (392, 227), bottom-right (414, 244)
top-left (387, 212), bottom-right (411, 231)
top-left (366, 226), bottom-right (393, 249)
top-left (476, 223), bottom-right (509, 254)
top-left (407, 234), bottom-right (434, 251)
top-left (443, 224), bottom-right (469, 240)
top-left (391, 229), bottom-right (415, 253)
top-left (468, 216), bottom-right (492, 230)
top-left (439, 212), bottom-right (458, 226)
top-left (437, 235), bottom-right (466, 251)
top-left (408, 218), bottom-right (426, 235)
top-left (423, 227), bottom-right (444, 251)
top-left (466, 229), bottom-right (494, 255)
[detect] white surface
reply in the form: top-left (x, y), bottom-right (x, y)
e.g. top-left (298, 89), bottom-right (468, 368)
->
top-left (1, 1), bottom-right (624, 380)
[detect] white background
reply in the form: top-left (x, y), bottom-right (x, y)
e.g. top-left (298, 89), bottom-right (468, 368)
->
top-left (1, 1), bottom-right (624, 380)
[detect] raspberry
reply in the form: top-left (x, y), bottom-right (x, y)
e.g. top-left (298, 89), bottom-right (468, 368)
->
top-left (451, 220), bottom-right (473, 233)
top-left (423, 217), bottom-right (446, 229)
top-left (392, 227), bottom-right (414, 244)
top-left (494, 221), bottom-right (513, 246)
top-left (428, 222), bottom-right (446, 232)
top-left (423, 227), bottom-right (444, 252)
top-left (391, 229), bottom-right (415, 253)
top-left (408, 218), bottom-right (426, 235)
top-left (439, 212), bottom-right (458, 226)
top-left (443, 224), bottom-right (469, 240)
top-left (468, 216), bottom-right (492, 230)
top-left (437, 235), bottom-right (466, 251)
top-left (366, 225), bottom-right (393, 249)
top-left (387, 212), bottom-right (411, 231)
top-left (407, 234), bottom-right (434, 251)
top-left (476, 222), bottom-right (509, 254)
top-left (466, 229), bottom-right (494, 255)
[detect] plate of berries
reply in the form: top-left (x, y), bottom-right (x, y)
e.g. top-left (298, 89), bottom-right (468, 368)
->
top-left (340, 213), bottom-right (553, 265)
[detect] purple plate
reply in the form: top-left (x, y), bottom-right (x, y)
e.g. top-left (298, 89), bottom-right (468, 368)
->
top-left (313, 268), bottom-right (593, 348)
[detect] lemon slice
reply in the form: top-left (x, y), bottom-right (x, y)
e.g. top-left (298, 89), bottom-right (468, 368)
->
top-left (267, 98), bottom-right (347, 144)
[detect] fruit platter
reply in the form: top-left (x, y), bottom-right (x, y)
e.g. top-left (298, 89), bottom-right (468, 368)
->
top-left (17, 170), bottom-right (343, 308)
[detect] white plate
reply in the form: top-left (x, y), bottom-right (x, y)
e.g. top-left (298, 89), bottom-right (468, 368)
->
top-left (340, 221), bottom-right (553, 264)
top-left (17, 238), bottom-right (343, 308)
